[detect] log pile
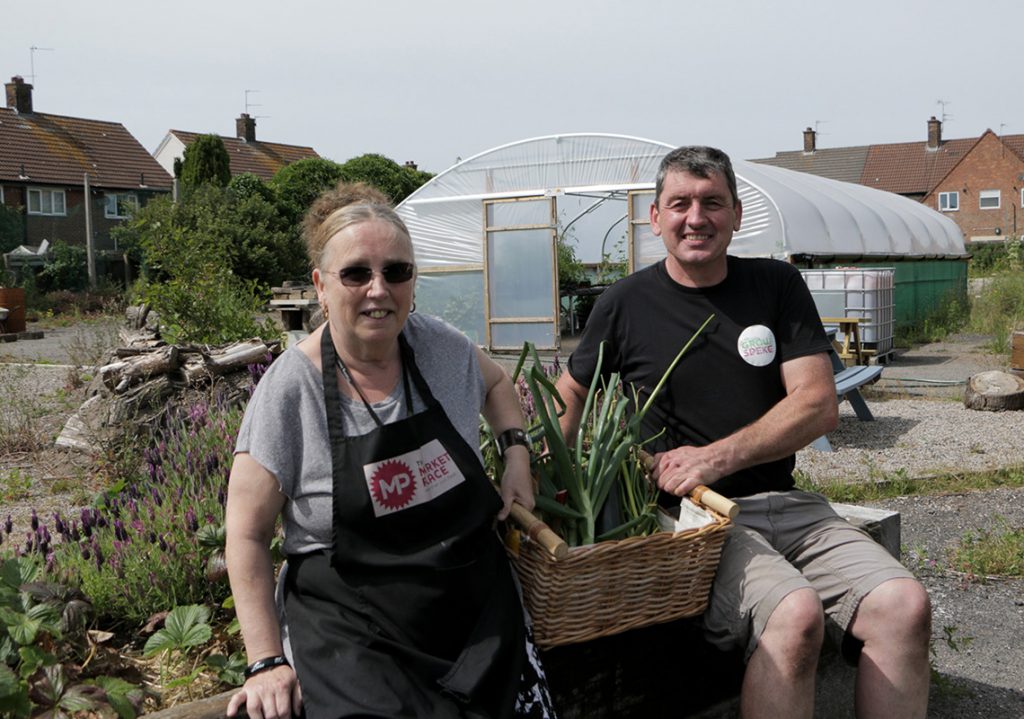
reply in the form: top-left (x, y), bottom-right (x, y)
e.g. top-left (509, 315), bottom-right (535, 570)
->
top-left (56, 305), bottom-right (278, 455)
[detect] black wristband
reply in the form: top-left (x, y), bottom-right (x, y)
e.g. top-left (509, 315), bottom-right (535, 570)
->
top-left (496, 427), bottom-right (531, 459)
top-left (244, 655), bottom-right (289, 679)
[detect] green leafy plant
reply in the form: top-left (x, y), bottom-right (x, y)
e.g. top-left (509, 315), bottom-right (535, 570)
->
top-left (0, 556), bottom-right (143, 718)
top-left (508, 314), bottom-right (713, 546)
top-left (143, 604), bottom-right (214, 693)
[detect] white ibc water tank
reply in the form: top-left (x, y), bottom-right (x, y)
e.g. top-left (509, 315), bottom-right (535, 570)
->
top-left (800, 269), bottom-right (895, 356)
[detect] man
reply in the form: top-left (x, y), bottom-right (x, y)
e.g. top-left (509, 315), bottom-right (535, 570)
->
top-left (554, 146), bottom-right (931, 718)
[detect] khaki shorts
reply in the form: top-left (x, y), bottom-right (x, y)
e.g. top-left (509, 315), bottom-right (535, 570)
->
top-left (702, 490), bottom-right (914, 661)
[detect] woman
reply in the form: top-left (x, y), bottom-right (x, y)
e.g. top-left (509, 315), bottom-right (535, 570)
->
top-left (225, 183), bottom-right (554, 719)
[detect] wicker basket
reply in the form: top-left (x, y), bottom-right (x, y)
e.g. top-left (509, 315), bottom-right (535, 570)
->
top-left (509, 503), bottom-right (731, 648)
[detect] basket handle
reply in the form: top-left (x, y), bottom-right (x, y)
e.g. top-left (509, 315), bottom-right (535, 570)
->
top-left (638, 450), bottom-right (739, 520)
top-left (508, 503), bottom-right (569, 559)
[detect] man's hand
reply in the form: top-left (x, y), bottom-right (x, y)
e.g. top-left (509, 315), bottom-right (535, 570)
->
top-left (652, 445), bottom-right (724, 497)
top-left (226, 665), bottom-right (302, 719)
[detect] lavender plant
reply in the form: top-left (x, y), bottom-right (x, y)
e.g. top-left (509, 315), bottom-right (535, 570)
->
top-left (0, 382), bottom-right (256, 628)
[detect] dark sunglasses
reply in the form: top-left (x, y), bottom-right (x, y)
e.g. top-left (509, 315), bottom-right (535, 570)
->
top-left (336, 262), bottom-right (415, 287)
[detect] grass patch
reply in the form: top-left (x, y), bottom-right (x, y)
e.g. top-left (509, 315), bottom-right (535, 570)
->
top-left (967, 270), bottom-right (1024, 355)
top-left (795, 465), bottom-right (1024, 504)
top-left (948, 518), bottom-right (1024, 578)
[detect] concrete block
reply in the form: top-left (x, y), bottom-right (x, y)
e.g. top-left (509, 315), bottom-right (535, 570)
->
top-left (830, 502), bottom-right (901, 559)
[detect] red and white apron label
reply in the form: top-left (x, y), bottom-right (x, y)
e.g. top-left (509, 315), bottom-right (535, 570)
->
top-left (363, 438), bottom-right (466, 517)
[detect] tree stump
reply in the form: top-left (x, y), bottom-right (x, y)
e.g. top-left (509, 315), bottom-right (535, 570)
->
top-left (964, 371), bottom-right (1024, 411)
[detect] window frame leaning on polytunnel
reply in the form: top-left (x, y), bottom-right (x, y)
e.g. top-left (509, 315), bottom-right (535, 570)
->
top-left (395, 134), bottom-right (968, 351)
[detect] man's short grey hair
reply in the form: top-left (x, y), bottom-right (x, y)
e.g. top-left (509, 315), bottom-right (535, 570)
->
top-left (654, 146), bottom-right (739, 207)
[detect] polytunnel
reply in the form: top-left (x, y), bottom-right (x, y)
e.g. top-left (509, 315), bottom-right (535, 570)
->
top-left (396, 133), bottom-right (967, 350)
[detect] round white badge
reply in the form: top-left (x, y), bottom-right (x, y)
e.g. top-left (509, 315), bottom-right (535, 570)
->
top-left (737, 325), bottom-right (777, 367)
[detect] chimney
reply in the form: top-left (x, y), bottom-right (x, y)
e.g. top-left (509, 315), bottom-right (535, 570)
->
top-left (802, 127), bottom-right (816, 154)
top-left (927, 116), bottom-right (942, 151)
top-left (404, 160), bottom-right (418, 171)
top-left (236, 113), bottom-right (256, 143)
top-left (5, 76), bottom-right (33, 114)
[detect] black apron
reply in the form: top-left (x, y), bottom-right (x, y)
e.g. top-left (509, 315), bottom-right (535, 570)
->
top-left (284, 326), bottom-right (526, 718)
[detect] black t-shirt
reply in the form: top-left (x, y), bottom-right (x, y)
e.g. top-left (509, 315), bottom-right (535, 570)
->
top-left (567, 256), bottom-right (832, 498)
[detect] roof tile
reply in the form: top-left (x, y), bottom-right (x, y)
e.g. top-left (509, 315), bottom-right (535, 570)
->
top-left (0, 108), bottom-right (172, 189)
top-left (169, 130), bottom-right (319, 181)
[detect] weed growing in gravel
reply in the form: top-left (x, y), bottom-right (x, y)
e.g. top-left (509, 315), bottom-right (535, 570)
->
top-left (0, 365), bottom-right (51, 454)
top-left (948, 517), bottom-right (1024, 578)
top-left (929, 624), bottom-right (975, 699)
top-left (0, 468), bottom-right (32, 501)
top-left (797, 465), bottom-right (1024, 503)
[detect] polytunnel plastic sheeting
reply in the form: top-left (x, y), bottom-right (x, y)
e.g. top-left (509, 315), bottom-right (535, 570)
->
top-left (407, 134), bottom-right (670, 201)
top-left (730, 160), bottom-right (967, 258)
top-left (397, 134), bottom-right (968, 272)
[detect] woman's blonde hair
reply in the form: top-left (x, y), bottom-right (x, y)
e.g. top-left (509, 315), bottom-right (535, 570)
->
top-left (301, 181), bottom-right (413, 268)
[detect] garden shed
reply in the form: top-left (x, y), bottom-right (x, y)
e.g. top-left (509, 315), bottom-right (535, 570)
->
top-left (395, 134), bottom-right (968, 351)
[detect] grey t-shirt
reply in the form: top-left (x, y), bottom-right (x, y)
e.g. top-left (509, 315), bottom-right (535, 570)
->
top-left (235, 313), bottom-right (487, 555)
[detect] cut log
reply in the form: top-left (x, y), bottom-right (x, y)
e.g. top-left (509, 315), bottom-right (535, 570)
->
top-left (964, 370), bottom-right (1024, 411)
top-left (204, 339), bottom-right (271, 375)
top-left (100, 345), bottom-right (179, 392)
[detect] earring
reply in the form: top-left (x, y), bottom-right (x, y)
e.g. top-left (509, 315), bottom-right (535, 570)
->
top-left (410, 302), bottom-right (416, 313)
top-left (321, 303), bottom-right (329, 322)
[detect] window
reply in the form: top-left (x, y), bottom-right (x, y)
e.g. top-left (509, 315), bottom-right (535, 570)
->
top-left (938, 191), bottom-right (959, 212)
top-left (104, 192), bottom-right (138, 219)
top-left (979, 190), bottom-right (1001, 210)
top-left (27, 188), bottom-right (66, 216)
top-left (1021, 188), bottom-right (1024, 208)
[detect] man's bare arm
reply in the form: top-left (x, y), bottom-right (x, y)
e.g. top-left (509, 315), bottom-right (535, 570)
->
top-left (654, 352), bottom-right (838, 496)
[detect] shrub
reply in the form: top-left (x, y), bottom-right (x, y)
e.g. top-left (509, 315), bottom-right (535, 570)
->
top-left (180, 135), bottom-right (231, 190)
top-left (968, 271), bottom-right (1024, 354)
top-left (36, 241), bottom-right (89, 293)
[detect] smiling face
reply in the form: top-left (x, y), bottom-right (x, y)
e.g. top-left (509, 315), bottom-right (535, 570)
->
top-left (650, 169), bottom-right (742, 287)
top-left (313, 218), bottom-right (416, 359)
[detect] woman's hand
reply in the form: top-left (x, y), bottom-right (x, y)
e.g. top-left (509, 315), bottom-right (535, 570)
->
top-left (226, 665), bottom-right (302, 719)
top-left (498, 445), bottom-right (534, 520)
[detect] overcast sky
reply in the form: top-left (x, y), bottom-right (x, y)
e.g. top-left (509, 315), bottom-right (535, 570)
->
top-left (3, 0), bottom-right (1022, 176)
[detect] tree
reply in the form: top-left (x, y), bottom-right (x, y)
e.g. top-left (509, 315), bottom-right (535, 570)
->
top-left (269, 157), bottom-right (347, 225)
top-left (338, 154), bottom-right (432, 203)
top-left (0, 204), bottom-right (24, 254)
top-left (180, 134), bottom-right (232, 189)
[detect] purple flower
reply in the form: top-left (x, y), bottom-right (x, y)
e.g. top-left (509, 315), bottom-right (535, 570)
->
top-left (80, 544), bottom-right (91, 561)
top-left (113, 520), bottom-right (129, 543)
top-left (185, 508), bottom-right (199, 533)
top-left (4, 514), bottom-right (12, 534)
top-left (158, 535), bottom-right (169, 552)
top-left (30, 510), bottom-right (39, 531)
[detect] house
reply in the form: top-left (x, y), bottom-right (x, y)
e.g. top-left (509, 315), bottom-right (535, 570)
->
top-left (153, 114), bottom-right (320, 182)
top-left (0, 75), bottom-right (173, 260)
top-left (752, 118), bottom-right (1024, 243)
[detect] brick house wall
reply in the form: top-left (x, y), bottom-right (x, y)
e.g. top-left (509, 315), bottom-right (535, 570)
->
top-left (924, 132), bottom-right (1024, 242)
top-left (2, 183), bottom-right (167, 252)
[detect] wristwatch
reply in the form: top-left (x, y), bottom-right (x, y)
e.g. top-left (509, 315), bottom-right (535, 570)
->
top-left (496, 427), bottom-right (531, 459)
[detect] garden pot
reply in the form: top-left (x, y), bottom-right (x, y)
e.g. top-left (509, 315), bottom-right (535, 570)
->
top-left (0, 287), bottom-right (25, 333)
